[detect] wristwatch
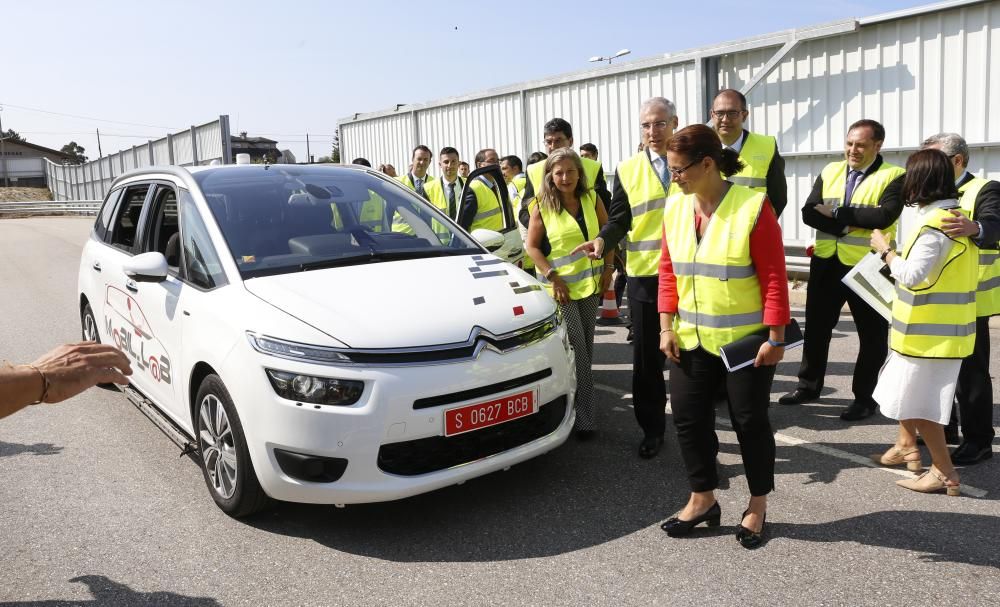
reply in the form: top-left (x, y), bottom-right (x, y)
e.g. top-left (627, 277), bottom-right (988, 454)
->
top-left (880, 249), bottom-right (892, 261)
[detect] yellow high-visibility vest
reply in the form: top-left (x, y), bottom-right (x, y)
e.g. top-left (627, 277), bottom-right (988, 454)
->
top-left (468, 178), bottom-right (504, 231)
top-left (662, 185), bottom-right (767, 355)
top-left (727, 132), bottom-right (776, 192)
top-left (958, 176), bottom-right (1000, 317)
top-left (891, 205), bottom-right (977, 358)
top-left (616, 151), bottom-right (680, 277)
top-left (537, 191), bottom-right (604, 300)
top-left (814, 160), bottom-right (905, 266)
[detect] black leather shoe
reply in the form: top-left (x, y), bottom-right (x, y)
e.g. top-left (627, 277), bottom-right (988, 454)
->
top-left (736, 508), bottom-right (767, 550)
top-left (661, 502), bottom-right (721, 537)
top-left (840, 400), bottom-right (877, 421)
top-left (778, 388), bottom-right (819, 406)
top-left (638, 435), bottom-right (664, 459)
top-left (944, 427), bottom-right (961, 446)
top-left (951, 442), bottom-right (993, 466)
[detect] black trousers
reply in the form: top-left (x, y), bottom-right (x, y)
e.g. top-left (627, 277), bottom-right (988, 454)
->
top-left (627, 279), bottom-right (666, 439)
top-left (954, 317), bottom-right (996, 446)
top-left (796, 254), bottom-right (889, 403)
top-left (670, 347), bottom-right (777, 496)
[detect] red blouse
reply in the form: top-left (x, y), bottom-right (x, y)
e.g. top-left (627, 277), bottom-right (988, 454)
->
top-left (657, 199), bottom-right (790, 327)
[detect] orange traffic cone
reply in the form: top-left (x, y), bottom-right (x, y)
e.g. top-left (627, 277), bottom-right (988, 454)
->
top-left (596, 286), bottom-right (623, 325)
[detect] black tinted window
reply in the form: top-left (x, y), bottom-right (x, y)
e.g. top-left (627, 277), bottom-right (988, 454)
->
top-left (109, 185), bottom-right (151, 252)
top-left (95, 188), bottom-right (122, 242)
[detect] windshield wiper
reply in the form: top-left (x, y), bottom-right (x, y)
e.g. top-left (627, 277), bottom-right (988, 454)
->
top-left (298, 249), bottom-right (471, 271)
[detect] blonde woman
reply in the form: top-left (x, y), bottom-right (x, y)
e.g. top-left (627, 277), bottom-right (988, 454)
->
top-left (526, 149), bottom-right (614, 439)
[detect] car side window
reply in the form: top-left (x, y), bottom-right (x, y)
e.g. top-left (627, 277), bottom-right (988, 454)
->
top-left (94, 188), bottom-right (122, 242)
top-left (143, 186), bottom-right (181, 272)
top-left (179, 191), bottom-right (227, 290)
top-left (108, 184), bottom-right (152, 253)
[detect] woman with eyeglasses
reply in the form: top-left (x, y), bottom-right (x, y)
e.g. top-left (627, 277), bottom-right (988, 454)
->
top-left (657, 124), bottom-right (789, 550)
top-left (526, 148), bottom-right (614, 440)
top-left (868, 148), bottom-right (978, 496)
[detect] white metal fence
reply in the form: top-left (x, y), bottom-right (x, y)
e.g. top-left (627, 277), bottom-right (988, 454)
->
top-left (44, 116), bottom-right (232, 201)
top-left (339, 0), bottom-right (1000, 250)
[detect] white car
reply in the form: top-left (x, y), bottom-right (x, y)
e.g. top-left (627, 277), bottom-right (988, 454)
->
top-left (78, 163), bottom-right (575, 517)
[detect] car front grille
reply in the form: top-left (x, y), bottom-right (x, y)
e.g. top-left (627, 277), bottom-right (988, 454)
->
top-left (377, 395), bottom-right (568, 476)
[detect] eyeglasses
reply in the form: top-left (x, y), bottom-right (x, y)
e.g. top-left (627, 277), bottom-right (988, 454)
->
top-left (640, 120), bottom-right (670, 132)
top-left (711, 110), bottom-right (745, 119)
top-left (668, 158), bottom-right (701, 177)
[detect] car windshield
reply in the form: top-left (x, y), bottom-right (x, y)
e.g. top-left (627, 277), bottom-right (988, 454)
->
top-left (192, 165), bottom-right (481, 279)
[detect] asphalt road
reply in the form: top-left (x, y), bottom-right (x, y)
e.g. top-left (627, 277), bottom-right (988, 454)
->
top-left (1, 217), bottom-right (998, 607)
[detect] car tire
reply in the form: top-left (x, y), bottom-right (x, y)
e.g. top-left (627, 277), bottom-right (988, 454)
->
top-left (81, 302), bottom-right (100, 343)
top-left (195, 374), bottom-right (272, 517)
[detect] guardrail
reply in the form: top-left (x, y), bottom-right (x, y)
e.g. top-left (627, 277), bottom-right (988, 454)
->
top-left (0, 200), bottom-right (101, 217)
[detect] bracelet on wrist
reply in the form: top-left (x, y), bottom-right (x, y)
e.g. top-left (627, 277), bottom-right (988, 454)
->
top-left (26, 364), bottom-right (50, 404)
top-left (659, 328), bottom-right (674, 334)
top-left (766, 338), bottom-right (786, 347)
top-left (880, 248), bottom-right (892, 261)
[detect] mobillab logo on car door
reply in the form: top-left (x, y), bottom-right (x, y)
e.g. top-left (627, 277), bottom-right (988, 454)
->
top-left (104, 286), bottom-right (172, 384)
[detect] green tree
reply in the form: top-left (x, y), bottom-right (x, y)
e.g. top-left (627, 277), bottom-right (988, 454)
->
top-left (1, 128), bottom-right (25, 142)
top-left (331, 129), bottom-right (340, 163)
top-left (60, 141), bottom-right (88, 164)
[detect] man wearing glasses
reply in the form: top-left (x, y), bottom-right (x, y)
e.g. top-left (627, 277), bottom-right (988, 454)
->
top-left (572, 97), bottom-right (679, 459)
top-left (711, 89), bottom-right (787, 216)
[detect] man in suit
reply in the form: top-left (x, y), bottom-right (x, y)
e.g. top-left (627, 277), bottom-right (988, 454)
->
top-left (923, 132), bottom-right (1000, 464)
top-left (424, 147), bottom-right (465, 220)
top-left (779, 119), bottom-right (905, 421)
top-left (457, 148), bottom-right (504, 232)
top-left (711, 89), bottom-right (787, 216)
top-left (570, 97), bottom-right (680, 458)
top-left (397, 145), bottom-right (436, 199)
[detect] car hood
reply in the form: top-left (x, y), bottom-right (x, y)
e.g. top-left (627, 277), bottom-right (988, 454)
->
top-left (243, 255), bottom-right (555, 349)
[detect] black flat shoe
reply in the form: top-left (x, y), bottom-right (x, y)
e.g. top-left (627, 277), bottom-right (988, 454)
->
top-left (840, 400), bottom-right (877, 421)
top-left (660, 502), bottom-right (721, 537)
top-left (951, 442), bottom-right (993, 465)
top-left (777, 388), bottom-right (819, 406)
top-left (736, 508), bottom-right (767, 550)
top-left (638, 435), bottom-right (664, 459)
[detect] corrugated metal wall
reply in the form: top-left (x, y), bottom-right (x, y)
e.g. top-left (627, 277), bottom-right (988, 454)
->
top-left (45, 117), bottom-right (232, 201)
top-left (340, 0), bottom-right (1000, 246)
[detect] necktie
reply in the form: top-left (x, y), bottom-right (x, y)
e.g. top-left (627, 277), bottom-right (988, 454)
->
top-left (654, 156), bottom-right (669, 188)
top-left (414, 177), bottom-right (426, 199)
top-left (844, 170), bottom-right (863, 206)
top-left (447, 182), bottom-right (456, 218)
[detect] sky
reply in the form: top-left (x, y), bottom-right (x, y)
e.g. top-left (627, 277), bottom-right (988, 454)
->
top-left (2, 0), bottom-right (943, 163)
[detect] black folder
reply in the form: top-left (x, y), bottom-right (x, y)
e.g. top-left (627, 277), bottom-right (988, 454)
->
top-left (719, 319), bottom-right (803, 372)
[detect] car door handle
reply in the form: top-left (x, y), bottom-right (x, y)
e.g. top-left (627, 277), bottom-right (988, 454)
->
top-left (125, 280), bottom-right (138, 292)
top-left (92, 262), bottom-right (102, 272)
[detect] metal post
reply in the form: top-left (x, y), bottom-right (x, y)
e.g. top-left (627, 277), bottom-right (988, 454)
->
top-left (96, 128), bottom-right (104, 159)
top-left (190, 126), bottom-right (199, 165)
top-left (306, 133), bottom-right (311, 163)
top-left (0, 107), bottom-right (7, 187)
top-left (148, 140), bottom-right (155, 166)
top-left (166, 133), bottom-right (175, 165)
top-left (219, 115), bottom-right (232, 164)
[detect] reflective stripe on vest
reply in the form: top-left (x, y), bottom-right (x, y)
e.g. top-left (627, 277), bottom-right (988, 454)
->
top-left (616, 152), bottom-right (679, 276)
top-left (959, 176), bottom-right (1000, 317)
top-left (663, 184), bottom-right (767, 355)
top-left (727, 133), bottom-right (775, 192)
top-left (537, 191), bottom-right (604, 300)
top-left (814, 160), bottom-right (905, 266)
top-left (890, 207), bottom-right (977, 359)
top-left (468, 179), bottom-right (504, 231)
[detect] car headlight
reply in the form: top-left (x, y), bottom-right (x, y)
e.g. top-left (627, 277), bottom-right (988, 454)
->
top-left (247, 332), bottom-right (353, 364)
top-left (265, 369), bottom-right (364, 406)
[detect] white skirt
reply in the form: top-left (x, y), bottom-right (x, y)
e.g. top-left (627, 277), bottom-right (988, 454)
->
top-left (872, 352), bottom-right (961, 425)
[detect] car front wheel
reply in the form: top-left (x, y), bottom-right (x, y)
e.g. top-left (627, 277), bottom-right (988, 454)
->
top-left (81, 302), bottom-right (100, 343)
top-left (195, 374), bottom-right (271, 517)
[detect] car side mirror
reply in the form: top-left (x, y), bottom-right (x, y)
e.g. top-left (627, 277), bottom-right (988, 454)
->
top-left (470, 228), bottom-right (505, 252)
top-left (123, 251), bottom-right (169, 282)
